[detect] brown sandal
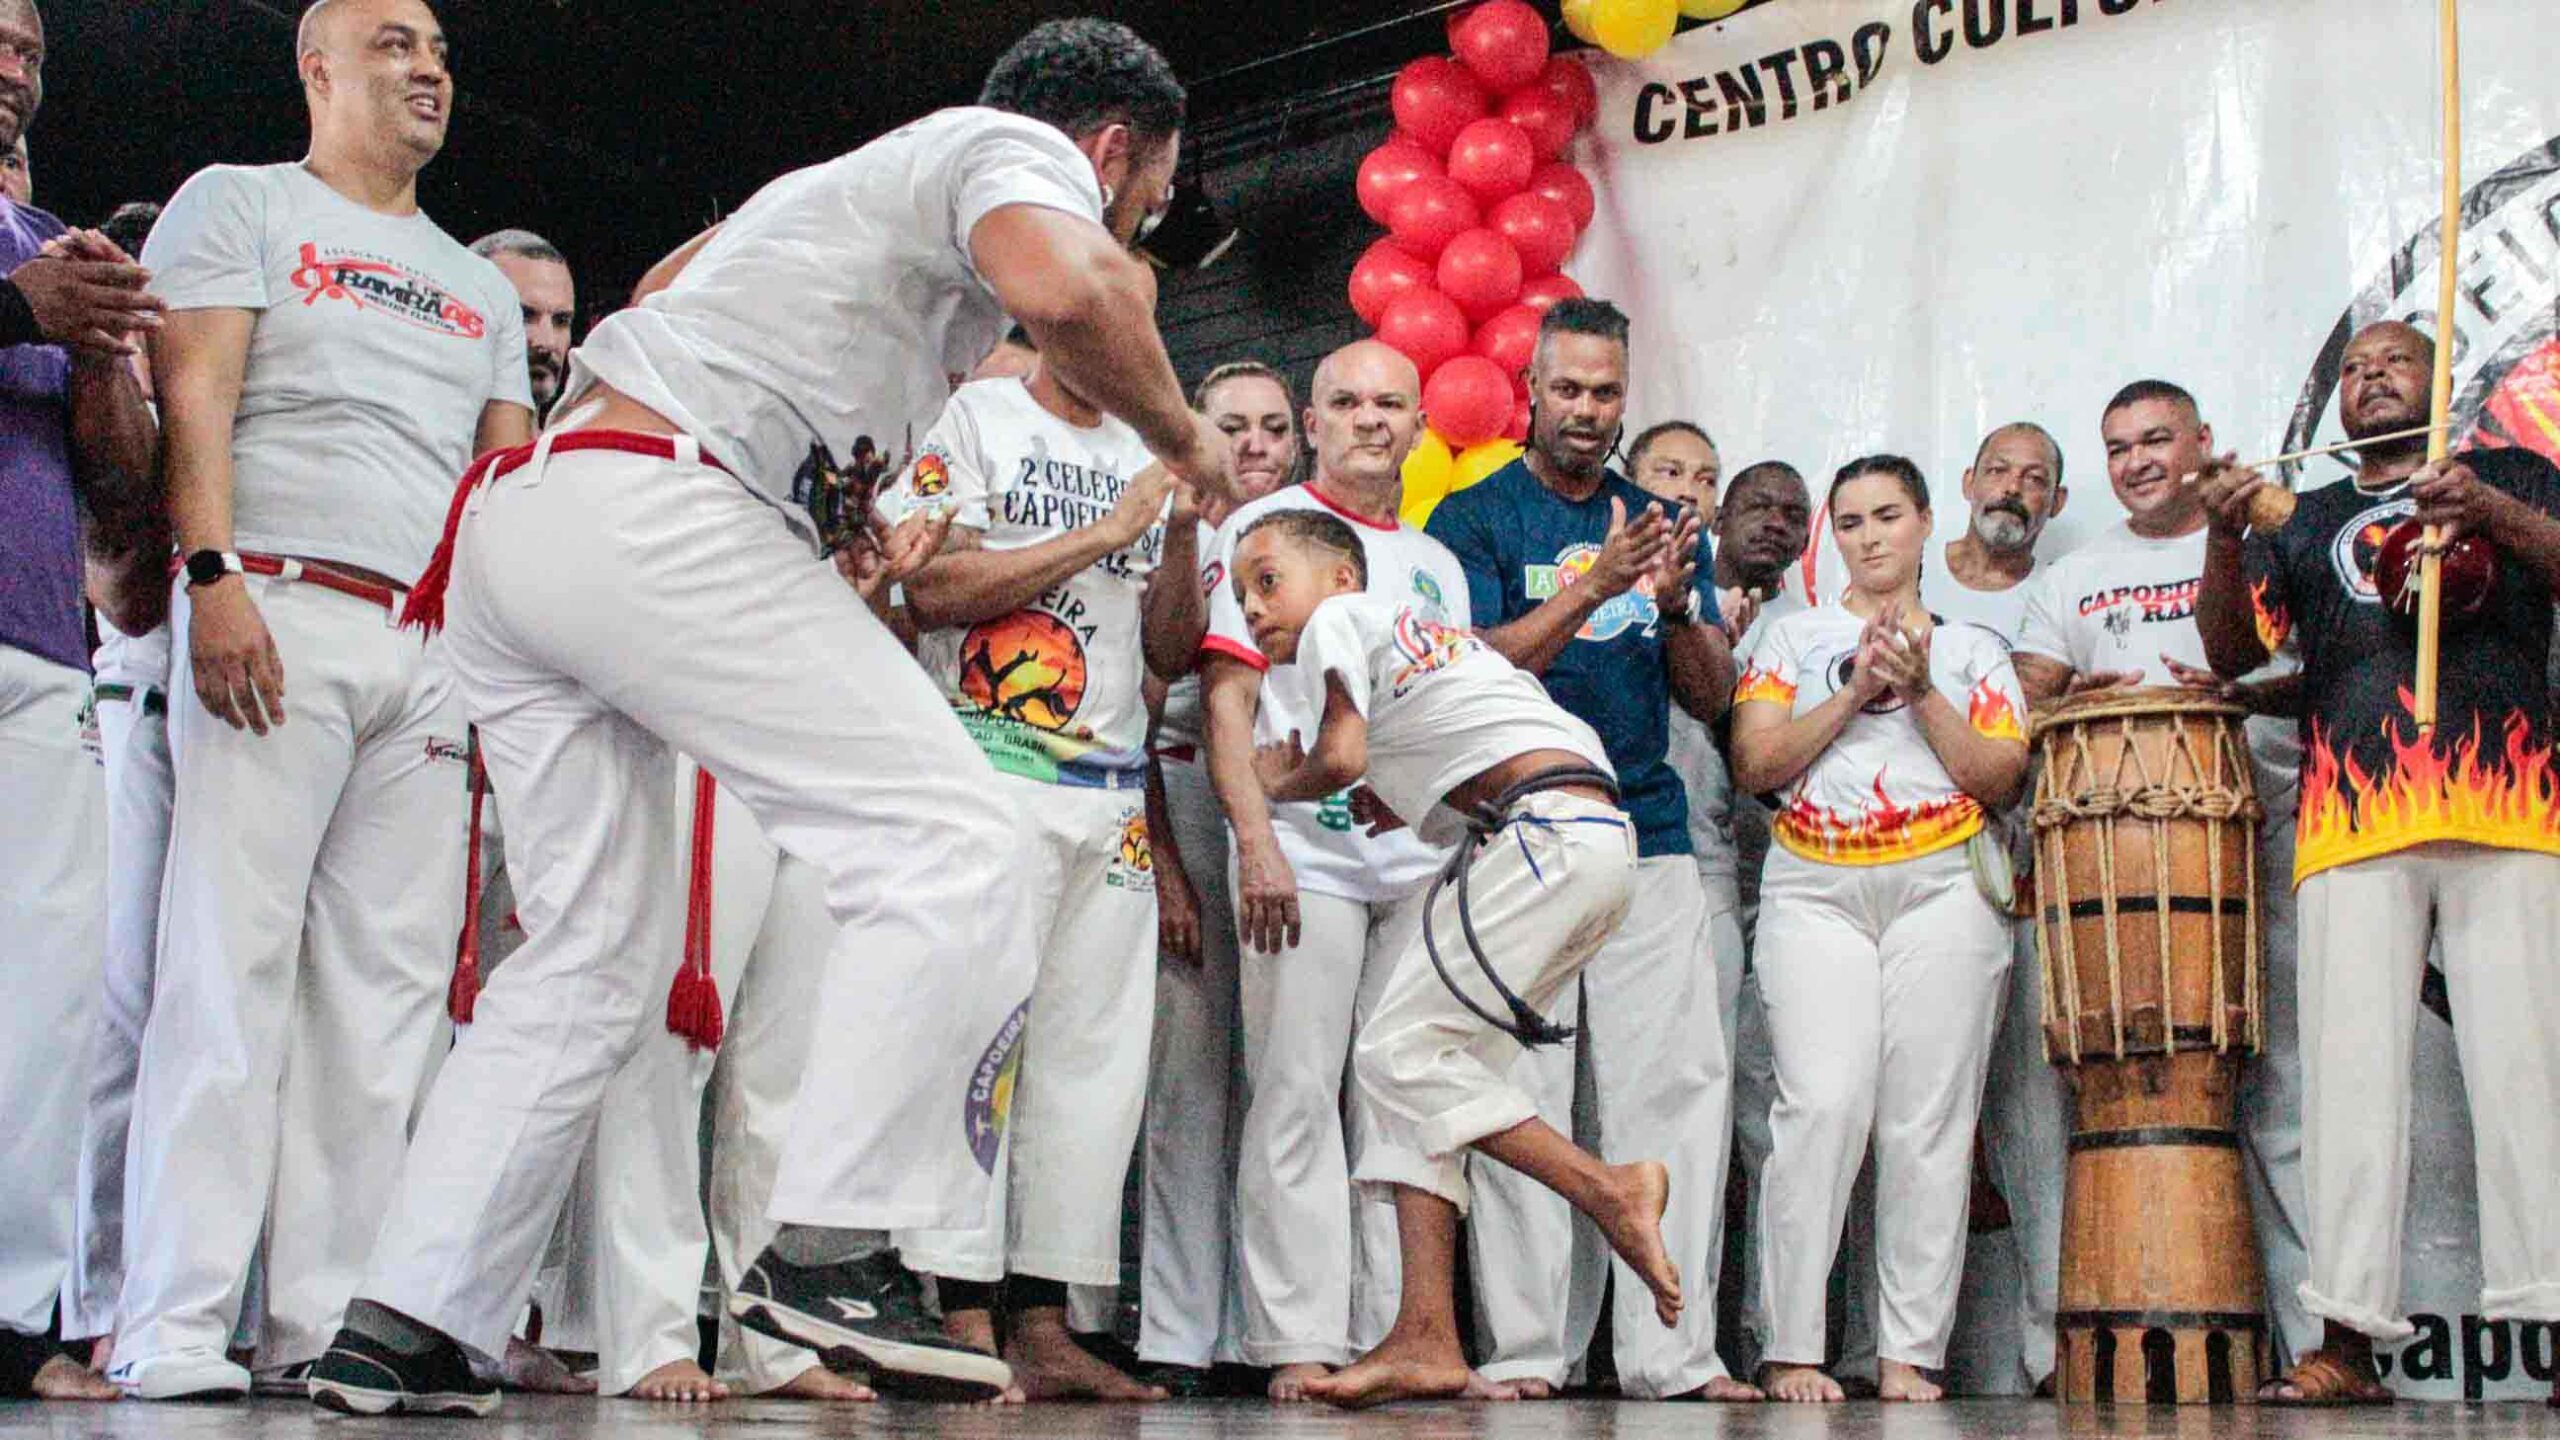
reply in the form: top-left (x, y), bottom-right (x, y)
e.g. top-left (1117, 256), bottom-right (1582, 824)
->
top-left (2257, 1350), bottom-right (2393, 1407)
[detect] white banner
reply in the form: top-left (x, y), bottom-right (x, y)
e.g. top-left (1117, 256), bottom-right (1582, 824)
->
top-left (1571, 0), bottom-right (2560, 1401)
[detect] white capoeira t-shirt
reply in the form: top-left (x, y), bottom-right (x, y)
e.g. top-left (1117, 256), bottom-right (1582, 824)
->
top-left (2014, 520), bottom-right (2302, 800)
top-left (883, 376), bottom-right (1165, 782)
top-left (565, 107), bottom-right (1104, 545)
top-left (1204, 485), bottom-right (1472, 902)
top-left (142, 162), bottom-right (534, 583)
top-left (1737, 605), bottom-right (2029, 866)
top-left (1286, 592), bottom-right (1611, 847)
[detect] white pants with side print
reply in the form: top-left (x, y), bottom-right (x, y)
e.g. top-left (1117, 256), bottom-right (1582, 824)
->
top-left (1233, 877), bottom-right (1423, 1368)
top-left (0, 647), bottom-right (105, 1342)
top-left (2295, 842), bottom-right (2560, 1340)
top-left (1135, 756), bottom-right (1249, 1367)
top-left (1754, 842), bottom-right (2011, 1372)
top-left (593, 761), bottom-right (832, 1397)
top-left (1352, 794), bottom-right (1635, 1199)
top-left (119, 577), bottom-right (467, 1373)
top-left (1466, 855), bottom-right (1741, 1396)
top-left (357, 440), bottom-right (1041, 1362)
top-left (899, 774), bottom-right (1161, 1286)
top-left (64, 649), bottom-right (174, 1341)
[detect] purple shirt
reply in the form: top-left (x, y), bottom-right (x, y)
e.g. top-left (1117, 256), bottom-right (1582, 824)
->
top-left (0, 197), bottom-right (78, 672)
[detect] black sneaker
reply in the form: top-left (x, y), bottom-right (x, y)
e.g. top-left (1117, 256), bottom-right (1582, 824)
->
top-left (308, 1325), bottom-right (499, 1417)
top-left (729, 1246), bottom-right (1013, 1401)
top-left (251, 1360), bottom-right (313, 1398)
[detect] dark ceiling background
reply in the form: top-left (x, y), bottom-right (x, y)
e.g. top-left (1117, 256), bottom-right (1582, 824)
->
top-left (38, 1), bottom-right (1469, 318)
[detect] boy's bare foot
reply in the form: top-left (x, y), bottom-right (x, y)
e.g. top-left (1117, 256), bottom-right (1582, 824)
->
top-left (1508, 1376), bottom-right (1557, 1399)
top-left (31, 1354), bottom-right (119, 1402)
top-left (1004, 1309), bottom-right (1166, 1401)
top-left (1593, 1160), bottom-right (1682, 1325)
top-left (1267, 1362), bottom-right (1331, 1402)
top-left (1672, 1375), bottom-right (1763, 1401)
top-left (1302, 1331), bottom-right (1481, 1411)
top-left (1879, 1360), bottom-right (1942, 1402)
top-left (628, 1360), bottom-right (728, 1403)
top-left (769, 1364), bottom-right (876, 1401)
top-left (1762, 1363), bottom-right (1845, 1403)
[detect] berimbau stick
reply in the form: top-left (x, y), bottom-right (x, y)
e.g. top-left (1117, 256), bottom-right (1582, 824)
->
top-left (2414, 0), bottom-right (2462, 734)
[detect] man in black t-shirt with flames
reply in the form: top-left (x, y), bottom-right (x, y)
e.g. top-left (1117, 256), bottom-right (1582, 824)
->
top-left (2196, 319), bottom-right (2560, 1406)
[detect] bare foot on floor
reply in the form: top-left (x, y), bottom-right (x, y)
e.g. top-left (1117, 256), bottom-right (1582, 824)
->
top-left (88, 1337), bottom-right (114, 1375)
top-left (1302, 1333), bottom-right (1480, 1411)
top-left (938, 1310), bottom-right (1025, 1405)
top-left (1879, 1360), bottom-right (1942, 1403)
top-left (628, 1360), bottom-right (729, 1403)
top-left (1508, 1377), bottom-right (1557, 1399)
top-left (503, 1337), bottom-right (597, 1395)
top-left (1762, 1364), bottom-right (1845, 1404)
top-left (1673, 1375), bottom-right (1764, 1402)
top-left (1005, 1313), bottom-right (1166, 1402)
top-left (1462, 1370), bottom-right (1520, 1401)
top-left (32, 1354), bottom-right (120, 1402)
top-left (769, 1365), bottom-right (875, 1402)
top-left (1593, 1160), bottom-right (1682, 1326)
top-left (1268, 1362), bottom-right (1331, 1402)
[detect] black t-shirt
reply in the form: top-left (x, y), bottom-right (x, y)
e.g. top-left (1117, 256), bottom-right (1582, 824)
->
top-left (2244, 446), bottom-right (2560, 882)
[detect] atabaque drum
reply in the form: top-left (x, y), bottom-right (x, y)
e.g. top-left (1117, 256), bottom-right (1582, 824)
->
top-left (2029, 688), bottom-right (2266, 1405)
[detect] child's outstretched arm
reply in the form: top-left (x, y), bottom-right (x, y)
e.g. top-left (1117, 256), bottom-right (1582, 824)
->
top-left (1256, 678), bottom-right (1368, 805)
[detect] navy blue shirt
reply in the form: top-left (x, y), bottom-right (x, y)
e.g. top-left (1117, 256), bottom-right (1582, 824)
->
top-left (1426, 458), bottom-right (1719, 858)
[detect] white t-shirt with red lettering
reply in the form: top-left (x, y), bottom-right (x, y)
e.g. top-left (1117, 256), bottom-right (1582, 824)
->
top-left (143, 163), bottom-right (532, 583)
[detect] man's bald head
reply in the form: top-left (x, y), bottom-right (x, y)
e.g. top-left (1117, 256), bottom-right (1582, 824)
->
top-left (2339, 320), bottom-right (2438, 444)
top-left (1308, 340), bottom-right (1424, 492)
top-left (297, 0), bottom-right (450, 173)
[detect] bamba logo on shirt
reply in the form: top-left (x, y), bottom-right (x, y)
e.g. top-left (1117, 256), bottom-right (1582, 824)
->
top-left (289, 243), bottom-right (486, 339)
top-left (2331, 499), bottom-right (2415, 604)
top-left (1525, 544), bottom-right (1657, 642)
top-left (1388, 609), bottom-right (1476, 696)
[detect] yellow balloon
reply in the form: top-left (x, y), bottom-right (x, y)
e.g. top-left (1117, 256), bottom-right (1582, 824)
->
top-left (1400, 432), bottom-right (1456, 529)
top-left (1588, 0), bottom-right (1679, 58)
top-left (1451, 439), bottom-right (1525, 495)
top-left (1560, 0), bottom-right (1601, 45)
top-left (1678, 0), bottom-right (1749, 19)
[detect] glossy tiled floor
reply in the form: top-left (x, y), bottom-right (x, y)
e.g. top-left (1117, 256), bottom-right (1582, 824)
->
top-left (3, 1396), bottom-right (2554, 1439)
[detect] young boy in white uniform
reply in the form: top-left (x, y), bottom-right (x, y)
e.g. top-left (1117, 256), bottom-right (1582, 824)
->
top-left (1226, 510), bottom-right (1681, 1410)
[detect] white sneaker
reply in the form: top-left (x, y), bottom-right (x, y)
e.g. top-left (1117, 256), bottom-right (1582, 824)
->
top-left (110, 1347), bottom-right (251, 1401)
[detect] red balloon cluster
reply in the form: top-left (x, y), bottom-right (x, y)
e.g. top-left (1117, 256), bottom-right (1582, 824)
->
top-left (1350, 0), bottom-right (1600, 450)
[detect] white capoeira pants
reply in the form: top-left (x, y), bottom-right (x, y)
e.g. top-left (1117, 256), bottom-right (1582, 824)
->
top-left (120, 576), bottom-right (466, 1372)
top-left (1233, 875), bottom-right (1423, 1367)
top-left (0, 646), bottom-right (106, 1342)
top-left (1468, 856), bottom-right (1743, 1396)
top-left (1136, 755), bottom-right (1248, 1366)
top-left (1755, 843), bottom-right (2011, 1370)
top-left (2236, 803), bottom-right (2316, 1367)
top-left (2295, 842), bottom-right (2560, 1340)
top-left (592, 762), bottom-right (832, 1396)
top-left (361, 440), bottom-right (1040, 1362)
top-left (1354, 794), bottom-right (1635, 1198)
top-left (900, 774), bottom-right (1159, 1286)
top-left (64, 627), bottom-right (173, 1341)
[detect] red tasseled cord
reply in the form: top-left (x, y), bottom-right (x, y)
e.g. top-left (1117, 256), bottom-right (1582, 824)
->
top-left (447, 736), bottom-right (490, 1024)
top-left (667, 767), bottom-right (725, 1051)
top-left (403, 449), bottom-right (508, 635)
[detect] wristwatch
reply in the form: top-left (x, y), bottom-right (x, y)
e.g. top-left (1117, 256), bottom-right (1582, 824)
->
top-left (184, 549), bottom-right (244, 588)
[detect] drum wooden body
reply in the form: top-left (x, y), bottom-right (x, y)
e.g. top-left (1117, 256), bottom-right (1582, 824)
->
top-left (2030, 690), bottom-right (2266, 1405)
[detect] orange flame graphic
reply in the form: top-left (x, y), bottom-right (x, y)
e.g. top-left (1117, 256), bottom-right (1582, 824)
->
top-left (1774, 771), bottom-right (1985, 867)
top-left (1968, 680), bottom-right (2025, 743)
top-left (2295, 692), bottom-right (2560, 881)
top-left (2483, 339), bottom-right (2560, 465)
top-left (2248, 577), bottom-right (2291, 655)
top-left (1735, 663), bottom-right (1797, 708)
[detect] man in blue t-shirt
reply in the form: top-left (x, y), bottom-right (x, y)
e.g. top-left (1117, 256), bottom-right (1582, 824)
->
top-left (1424, 298), bottom-right (1748, 1401)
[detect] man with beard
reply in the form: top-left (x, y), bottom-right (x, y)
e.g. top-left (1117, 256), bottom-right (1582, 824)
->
top-left (1425, 299), bottom-right (1751, 1401)
top-left (2198, 320), bottom-right (2560, 1405)
top-left (2001, 379), bottom-right (2312, 1389)
top-left (114, 0), bottom-right (536, 1402)
top-left (0, 0), bottom-right (166, 1403)
top-left (471, 230), bottom-right (574, 418)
